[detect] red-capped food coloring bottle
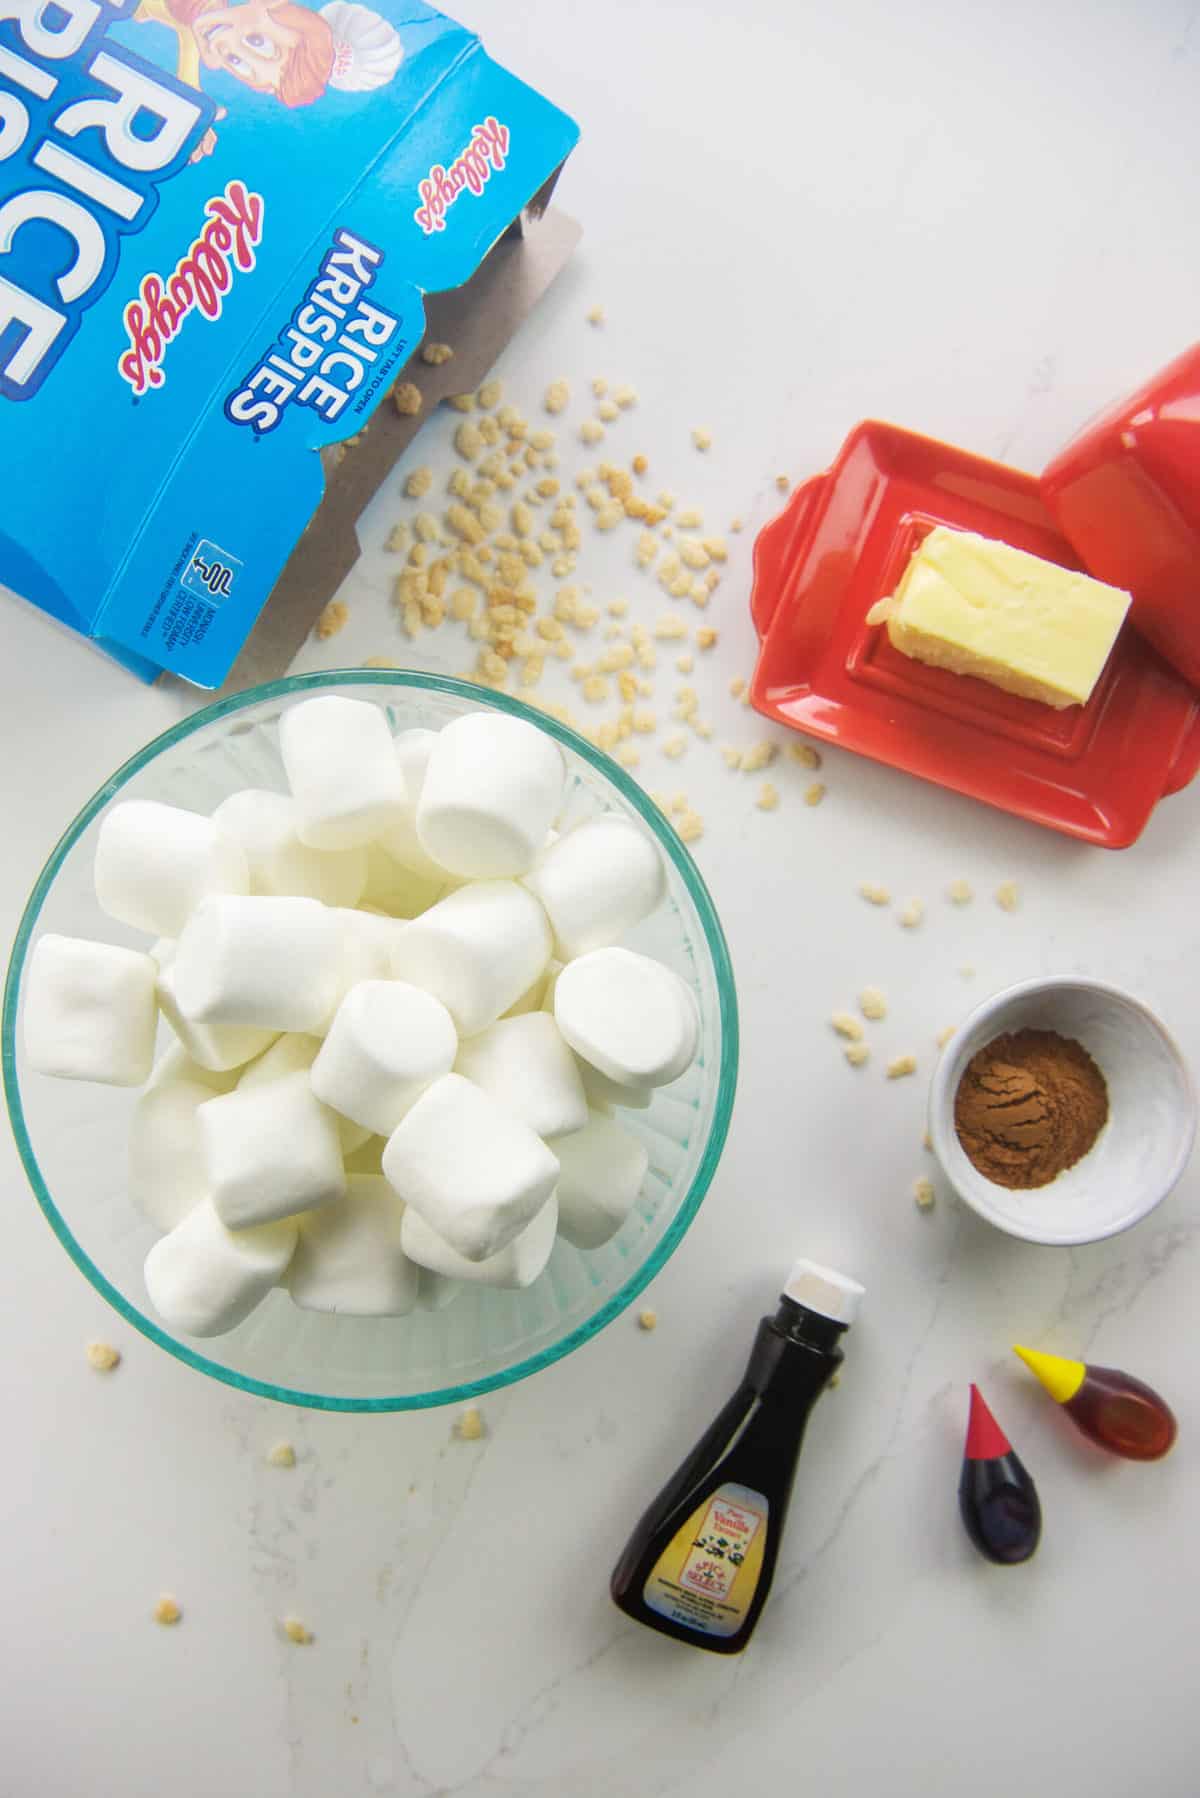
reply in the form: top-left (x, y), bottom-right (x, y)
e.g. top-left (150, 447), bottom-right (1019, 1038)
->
top-left (610, 1259), bottom-right (863, 1653)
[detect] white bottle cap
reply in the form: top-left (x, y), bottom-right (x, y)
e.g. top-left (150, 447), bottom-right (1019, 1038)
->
top-left (783, 1258), bottom-right (865, 1326)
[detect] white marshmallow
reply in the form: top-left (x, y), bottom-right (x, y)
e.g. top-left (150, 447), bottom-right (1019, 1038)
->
top-left (286, 1175), bottom-right (418, 1316)
top-left (416, 1267), bottom-right (463, 1311)
top-left (455, 1013), bottom-right (587, 1140)
top-left (144, 1198), bottom-right (296, 1338)
top-left (400, 1196), bottom-right (558, 1289)
top-left (235, 1033), bottom-right (370, 1153)
top-left (279, 695), bottom-right (404, 850)
top-left (553, 1113), bottom-right (648, 1249)
top-left (212, 788), bottom-right (367, 908)
top-left (199, 1070), bottom-right (345, 1228)
top-left (524, 815), bottom-right (666, 959)
top-left (23, 934), bottom-right (157, 1086)
top-left (146, 1042), bottom-right (237, 1093)
top-left (361, 843), bottom-right (445, 916)
top-left (390, 881), bottom-right (551, 1036)
top-left (156, 945), bottom-right (278, 1073)
top-left (416, 712), bottom-right (564, 878)
top-left (94, 800), bottom-right (248, 938)
top-left (342, 1134), bottom-right (387, 1175)
top-left (503, 967), bottom-right (553, 1017)
top-left (235, 1032), bottom-right (322, 1089)
top-left (554, 947), bottom-right (699, 1088)
top-left (334, 907), bottom-right (403, 994)
top-left (382, 1073), bottom-right (559, 1260)
top-left (312, 980), bottom-right (457, 1138)
top-left (576, 1057), bottom-right (652, 1113)
top-left (173, 895), bottom-right (343, 1035)
top-left (376, 730), bottom-right (449, 880)
top-left (129, 1077), bottom-right (213, 1234)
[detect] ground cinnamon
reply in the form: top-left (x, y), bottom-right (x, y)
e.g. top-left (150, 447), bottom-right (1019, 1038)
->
top-left (954, 1027), bottom-right (1108, 1189)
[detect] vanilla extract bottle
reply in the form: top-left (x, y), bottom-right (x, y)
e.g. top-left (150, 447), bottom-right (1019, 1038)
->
top-left (611, 1259), bottom-right (863, 1652)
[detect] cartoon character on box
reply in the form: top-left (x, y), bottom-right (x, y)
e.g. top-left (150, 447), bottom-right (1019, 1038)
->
top-left (133, 0), bottom-right (403, 156)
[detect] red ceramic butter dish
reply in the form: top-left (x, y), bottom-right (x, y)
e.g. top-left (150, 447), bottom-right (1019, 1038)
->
top-left (749, 420), bottom-right (1200, 848)
top-left (1043, 342), bottom-right (1200, 691)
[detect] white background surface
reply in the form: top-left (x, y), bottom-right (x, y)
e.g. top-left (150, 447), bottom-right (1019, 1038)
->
top-left (4, 2), bottom-right (1200, 1793)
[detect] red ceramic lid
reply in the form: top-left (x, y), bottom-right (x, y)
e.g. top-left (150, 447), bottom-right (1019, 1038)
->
top-left (1041, 343), bottom-right (1200, 691)
top-left (749, 420), bottom-right (1200, 848)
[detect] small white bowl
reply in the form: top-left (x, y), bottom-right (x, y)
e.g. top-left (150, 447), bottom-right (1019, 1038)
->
top-left (929, 977), bottom-right (1196, 1246)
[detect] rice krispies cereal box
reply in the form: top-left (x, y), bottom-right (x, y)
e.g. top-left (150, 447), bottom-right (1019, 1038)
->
top-left (0, 0), bottom-right (578, 683)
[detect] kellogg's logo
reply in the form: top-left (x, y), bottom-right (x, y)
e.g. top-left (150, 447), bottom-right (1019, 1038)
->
top-left (414, 117), bottom-right (510, 236)
top-left (118, 180), bottom-right (264, 397)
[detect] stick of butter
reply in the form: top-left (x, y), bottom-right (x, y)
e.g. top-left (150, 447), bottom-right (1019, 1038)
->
top-left (866, 527), bottom-right (1131, 709)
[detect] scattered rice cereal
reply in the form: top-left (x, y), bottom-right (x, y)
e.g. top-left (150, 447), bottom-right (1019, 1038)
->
top-left (477, 378), bottom-right (503, 409)
top-left (899, 899), bottom-right (924, 929)
top-left (420, 341), bottom-right (453, 365)
top-left (859, 987), bottom-right (887, 1021)
top-left (638, 1308), bottom-right (658, 1331)
top-left (267, 1442), bottom-right (296, 1468)
top-left (283, 1618), bottom-right (313, 1645)
top-left (756, 782), bottom-right (780, 811)
top-left (313, 600), bottom-right (348, 641)
top-left (586, 305), bottom-right (605, 326)
top-left (859, 883), bottom-right (891, 905)
top-left (995, 881), bottom-right (1020, 913)
top-left (392, 381), bottom-right (422, 416)
top-left (844, 1043), bottom-right (870, 1068)
top-left (830, 1011), bottom-right (864, 1042)
top-left (86, 1341), bottom-right (120, 1372)
top-left (154, 1597), bottom-right (182, 1626)
top-left (741, 741), bottom-right (778, 774)
top-left (456, 1406), bottom-right (486, 1440)
top-left (691, 427), bottom-right (712, 451)
top-left (404, 466), bottom-right (433, 498)
top-left (913, 1177), bottom-right (936, 1212)
top-left (787, 742), bottom-right (821, 769)
top-left (887, 1055), bottom-right (918, 1080)
top-left (947, 879), bottom-right (973, 905)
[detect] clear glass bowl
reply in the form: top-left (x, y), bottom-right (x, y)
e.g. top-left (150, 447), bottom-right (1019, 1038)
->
top-left (3, 673), bottom-right (738, 1411)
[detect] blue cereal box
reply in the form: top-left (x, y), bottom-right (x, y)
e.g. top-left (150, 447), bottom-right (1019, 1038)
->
top-left (0, 0), bottom-right (578, 683)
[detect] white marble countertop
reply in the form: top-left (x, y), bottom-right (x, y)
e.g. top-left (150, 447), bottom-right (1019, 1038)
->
top-left (4, 3), bottom-right (1200, 1792)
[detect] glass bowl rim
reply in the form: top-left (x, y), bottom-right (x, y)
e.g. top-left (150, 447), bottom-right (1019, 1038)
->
top-left (2, 670), bottom-right (739, 1412)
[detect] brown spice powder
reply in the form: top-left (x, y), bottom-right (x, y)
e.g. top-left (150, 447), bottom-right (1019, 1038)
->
top-left (954, 1027), bottom-right (1108, 1189)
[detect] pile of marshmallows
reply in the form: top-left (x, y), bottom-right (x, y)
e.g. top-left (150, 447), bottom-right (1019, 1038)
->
top-left (24, 699), bottom-right (700, 1339)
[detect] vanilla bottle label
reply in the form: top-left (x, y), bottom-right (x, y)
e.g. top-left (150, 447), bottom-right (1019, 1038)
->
top-left (642, 1482), bottom-right (769, 1639)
